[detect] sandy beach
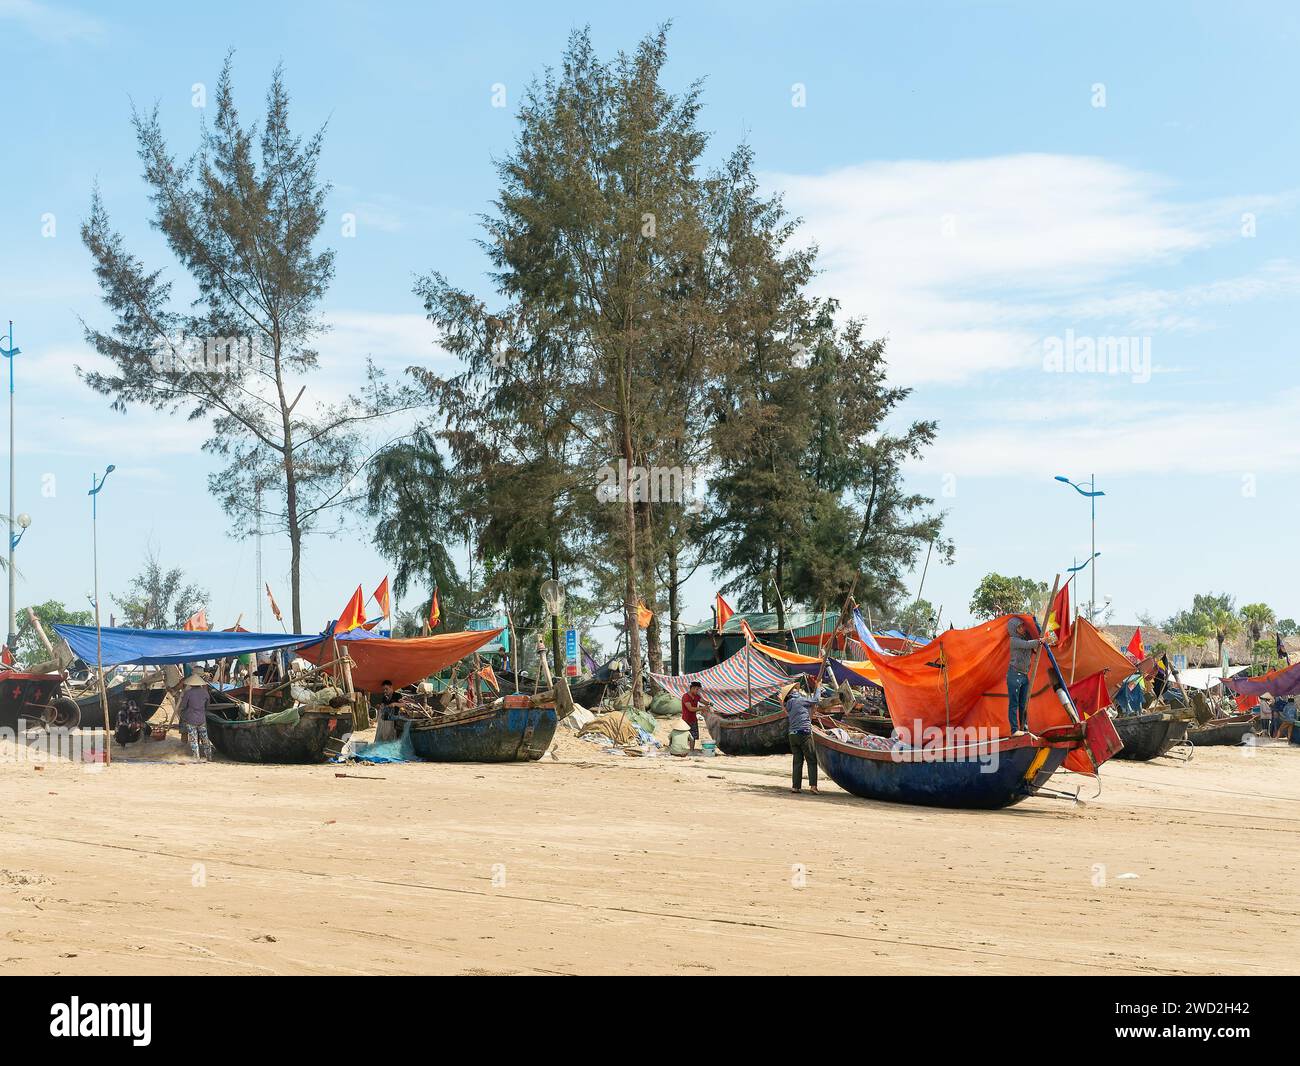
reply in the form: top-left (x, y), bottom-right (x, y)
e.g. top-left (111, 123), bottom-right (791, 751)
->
top-left (0, 729), bottom-right (1295, 976)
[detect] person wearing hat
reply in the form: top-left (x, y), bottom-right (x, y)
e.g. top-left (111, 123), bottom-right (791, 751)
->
top-left (666, 715), bottom-right (693, 757)
top-left (178, 671), bottom-right (214, 761)
top-left (782, 675), bottom-right (819, 794)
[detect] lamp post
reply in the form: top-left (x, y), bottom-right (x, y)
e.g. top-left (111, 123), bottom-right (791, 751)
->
top-left (1, 321), bottom-right (21, 652)
top-left (1055, 474), bottom-right (1104, 622)
top-left (89, 464), bottom-right (115, 760)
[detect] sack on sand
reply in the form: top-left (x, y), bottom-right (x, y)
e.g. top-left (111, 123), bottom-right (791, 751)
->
top-left (577, 711), bottom-right (640, 746)
top-left (648, 693), bottom-right (680, 718)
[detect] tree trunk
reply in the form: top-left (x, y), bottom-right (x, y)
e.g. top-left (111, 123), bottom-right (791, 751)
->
top-left (668, 546), bottom-right (680, 675)
top-left (774, 549), bottom-right (786, 631)
top-left (549, 553), bottom-right (563, 678)
top-left (637, 500), bottom-right (663, 675)
top-left (284, 448), bottom-right (302, 633)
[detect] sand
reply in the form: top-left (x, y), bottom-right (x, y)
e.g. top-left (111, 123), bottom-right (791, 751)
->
top-left (0, 725), bottom-right (1296, 975)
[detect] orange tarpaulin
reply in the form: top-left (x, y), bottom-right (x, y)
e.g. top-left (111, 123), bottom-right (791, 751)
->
top-left (752, 639), bottom-right (882, 685)
top-left (298, 628), bottom-right (504, 692)
top-left (865, 613), bottom-right (1108, 775)
top-left (1048, 617), bottom-right (1138, 698)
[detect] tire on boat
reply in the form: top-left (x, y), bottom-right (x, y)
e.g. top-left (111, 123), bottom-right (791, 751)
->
top-left (43, 697), bottom-right (81, 729)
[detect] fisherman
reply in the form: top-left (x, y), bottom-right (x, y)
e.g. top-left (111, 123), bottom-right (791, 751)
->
top-left (782, 676), bottom-right (819, 794)
top-left (373, 679), bottom-right (402, 742)
top-left (178, 670), bottom-right (214, 761)
top-left (1007, 616), bottom-right (1053, 736)
top-left (679, 680), bottom-right (712, 752)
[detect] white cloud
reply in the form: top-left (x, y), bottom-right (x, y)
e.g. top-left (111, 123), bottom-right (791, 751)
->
top-left (0, 0), bottom-right (105, 42)
top-left (927, 386), bottom-right (1300, 478)
top-left (769, 154), bottom-right (1293, 384)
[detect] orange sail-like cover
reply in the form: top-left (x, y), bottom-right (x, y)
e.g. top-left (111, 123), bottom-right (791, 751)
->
top-left (1047, 617), bottom-right (1138, 698)
top-left (299, 628), bottom-right (504, 691)
top-left (864, 613), bottom-right (1115, 774)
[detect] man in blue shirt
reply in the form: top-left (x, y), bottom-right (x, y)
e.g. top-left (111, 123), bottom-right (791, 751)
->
top-left (782, 677), bottom-right (820, 794)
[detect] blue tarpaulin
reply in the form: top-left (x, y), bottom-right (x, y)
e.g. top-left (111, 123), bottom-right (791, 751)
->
top-left (52, 624), bottom-right (321, 667)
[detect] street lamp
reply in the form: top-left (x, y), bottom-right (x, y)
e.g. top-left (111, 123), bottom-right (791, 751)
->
top-left (1, 321), bottom-right (21, 652)
top-left (1055, 474), bottom-right (1104, 622)
top-left (89, 464), bottom-right (115, 758)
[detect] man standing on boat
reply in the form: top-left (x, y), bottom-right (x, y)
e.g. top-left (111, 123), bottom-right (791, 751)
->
top-left (1007, 617), bottom-right (1053, 737)
top-left (781, 677), bottom-right (819, 794)
top-left (680, 681), bottom-right (712, 753)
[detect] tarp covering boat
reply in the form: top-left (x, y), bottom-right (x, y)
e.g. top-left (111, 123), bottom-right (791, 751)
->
top-left (52, 624), bottom-right (318, 667)
top-left (864, 613), bottom-right (1113, 774)
top-left (751, 639), bottom-right (882, 686)
top-left (297, 628), bottom-right (504, 691)
top-left (1226, 659), bottom-right (1300, 698)
top-left (1048, 617), bottom-right (1141, 697)
top-left (650, 645), bottom-right (789, 715)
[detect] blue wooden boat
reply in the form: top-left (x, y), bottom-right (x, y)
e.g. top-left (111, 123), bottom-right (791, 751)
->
top-left (812, 725), bottom-right (1084, 809)
top-left (408, 703), bottom-right (557, 762)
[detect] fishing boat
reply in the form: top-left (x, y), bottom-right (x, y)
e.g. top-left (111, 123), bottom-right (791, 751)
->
top-left (1187, 713), bottom-right (1255, 747)
top-left (0, 671), bottom-right (66, 730)
top-left (69, 681), bottom-right (168, 730)
top-left (1112, 711), bottom-right (1188, 760)
top-left (813, 723), bottom-right (1096, 809)
top-left (206, 704), bottom-right (352, 764)
top-left (706, 699), bottom-right (791, 756)
top-left (407, 701), bottom-right (557, 762)
top-left (809, 607), bottom-right (1126, 808)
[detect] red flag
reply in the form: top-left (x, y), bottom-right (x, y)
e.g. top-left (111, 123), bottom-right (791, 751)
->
top-left (1126, 627), bottom-right (1145, 661)
top-left (1067, 669), bottom-right (1111, 718)
top-left (427, 587), bottom-right (440, 630)
top-left (477, 664), bottom-right (499, 691)
top-left (1, 645), bottom-right (13, 666)
top-left (182, 608), bottom-right (207, 632)
top-left (1047, 584), bottom-right (1072, 642)
top-left (373, 576), bottom-right (391, 618)
top-left (715, 594), bottom-right (734, 629)
top-left (336, 586), bottom-right (365, 632)
top-left (739, 618), bottom-right (756, 644)
top-left (636, 600), bottom-right (653, 628)
top-left (265, 584), bottom-right (282, 624)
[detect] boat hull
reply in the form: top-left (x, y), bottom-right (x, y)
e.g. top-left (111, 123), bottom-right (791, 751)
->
top-left (812, 728), bottom-right (1070, 809)
top-left (1113, 713), bottom-right (1187, 760)
top-left (408, 705), bottom-right (557, 762)
top-left (0, 672), bottom-right (63, 730)
top-left (206, 708), bottom-right (351, 764)
top-left (1188, 715), bottom-right (1255, 747)
top-left (73, 684), bottom-right (167, 730)
top-left (707, 709), bottom-right (791, 756)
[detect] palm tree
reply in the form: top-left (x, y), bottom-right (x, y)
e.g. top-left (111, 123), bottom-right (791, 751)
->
top-left (1240, 602), bottom-right (1275, 644)
top-left (1209, 607), bottom-right (1242, 668)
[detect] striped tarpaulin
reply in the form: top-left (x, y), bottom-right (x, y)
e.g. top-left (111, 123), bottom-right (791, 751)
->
top-left (650, 646), bottom-right (790, 715)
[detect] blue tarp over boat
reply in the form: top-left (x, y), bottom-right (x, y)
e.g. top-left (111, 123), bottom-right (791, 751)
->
top-left (52, 624), bottom-right (320, 667)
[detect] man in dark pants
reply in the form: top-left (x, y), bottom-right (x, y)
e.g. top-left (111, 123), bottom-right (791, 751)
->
top-left (1007, 616), bottom-right (1052, 736)
top-left (782, 678), bottom-right (820, 794)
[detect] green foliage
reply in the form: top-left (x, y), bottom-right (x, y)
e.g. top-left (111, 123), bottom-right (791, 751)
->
top-left (18, 600), bottom-right (93, 663)
top-left (969, 573), bottom-right (1049, 620)
top-left (79, 56), bottom-right (399, 630)
top-left (1239, 602), bottom-right (1275, 643)
top-left (113, 550), bottom-right (208, 629)
top-left (891, 598), bottom-right (939, 638)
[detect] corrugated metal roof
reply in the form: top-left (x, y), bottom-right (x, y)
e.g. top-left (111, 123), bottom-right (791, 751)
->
top-left (682, 610), bottom-right (837, 637)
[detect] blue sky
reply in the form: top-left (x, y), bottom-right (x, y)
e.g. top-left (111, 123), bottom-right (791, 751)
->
top-left (0, 0), bottom-right (1297, 643)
